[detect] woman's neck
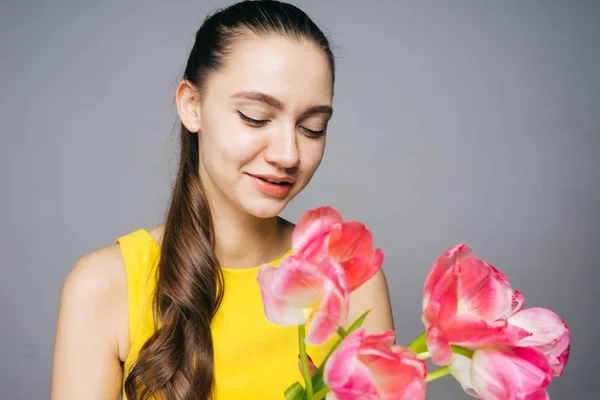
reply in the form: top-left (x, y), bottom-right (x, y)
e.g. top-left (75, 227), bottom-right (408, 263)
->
top-left (210, 205), bottom-right (295, 270)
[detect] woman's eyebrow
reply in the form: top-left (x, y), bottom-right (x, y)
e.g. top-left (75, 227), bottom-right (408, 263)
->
top-left (231, 91), bottom-right (333, 117)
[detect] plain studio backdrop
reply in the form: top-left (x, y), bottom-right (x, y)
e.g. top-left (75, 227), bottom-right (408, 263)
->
top-left (1, 0), bottom-right (599, 398)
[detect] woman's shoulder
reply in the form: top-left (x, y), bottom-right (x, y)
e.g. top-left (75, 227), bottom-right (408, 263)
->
top-left (66, 223), bottom-right (162, 282)
top-left (63, 241), bottom-right (128, 306)
top-left (58, 225), bottom-right (164, 360)
top-left (58, 238), bottom-right (131, 361)
top-left (64, 224), bottom-right (163, 296)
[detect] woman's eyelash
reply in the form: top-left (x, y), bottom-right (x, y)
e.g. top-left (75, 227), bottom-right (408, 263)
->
top-left (237, 110), bottom-right (268, 125)
top-left (302, 127), bottom-right (326, 136)
top-left (237, 110), bottom-right (326, 136)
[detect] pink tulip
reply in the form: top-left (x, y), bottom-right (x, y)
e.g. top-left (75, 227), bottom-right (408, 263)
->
top-left (507, 307), bottom-right (571, 377)
top-left (422, 244), bottom-right (530, 365)
top-left (449, 345), bottom-right (552, 400)
top-left (324, 328), bottom-right (427, 400)
top-left (257, 254), bottom-right (349, 346)
top-left (292, 206), bottom-right (384, 292)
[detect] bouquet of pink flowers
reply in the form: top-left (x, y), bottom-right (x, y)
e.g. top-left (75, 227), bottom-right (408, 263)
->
top-left (257, 206), bottom-right (570, 400)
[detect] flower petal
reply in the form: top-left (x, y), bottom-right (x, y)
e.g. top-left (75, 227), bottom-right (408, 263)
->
top-left (422, 264), bottom-right (459, 328)
top-left (549, 337), bottom-right (570, 377)
top-left (426, 324), bottom-right (453, 365)
top-left (508, 307), bottom-right (571, 376)
top-left (470, 346), bottom-right (552, 400)
top-left (443, 313), bottom-right (531, 349)
top-left (423, 265), bottom-right (459, 365)
top-left (511, 290), bottom-right (526, 315)
top-left (456, 259), bottom-right (516, 322)
top-left (395, 378), bottom-right (428, 400)
top-left (448, 353), bottom-right (479, 398)
top-left (292, 206), bottom-right (342, 255)
top-left (327, 221), bottom-right (373, 260)
top-left (305, 258), bottom-right (349, 346)
top-left (337, 249), bottom-right (384, 293)
top-left (507, 308), bottom-right (568, 347)
top-left (525, 389), bottom-right (550, 400)
top-left (360, 330), bottom-right (396, 350)
top-left (423, 244), bottom-right (473, 308)
top-left (360, 342), bottom-right (427, 400)
top-left (324, 329), bottom-right (379, 399)
top-left (324, 222), bottom-right (384, 292)
top-left (257, 256), bottom-right (324, 326)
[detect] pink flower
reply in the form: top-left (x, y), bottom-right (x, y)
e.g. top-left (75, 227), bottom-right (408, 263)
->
top-left (423, 248), bottom-right (572, 399)
top-left (292, 206), bottom-right (384, 292)
top-left (324, 328), bottom-right (427, 400)
top-left (422, 244), bottom-right (529, 365)
top-left (257, 254), bottom-right (349, 346)
top-left (449, 345), bottom-right (552, 400)
top-left (507, 308), bottom-right (571, 377)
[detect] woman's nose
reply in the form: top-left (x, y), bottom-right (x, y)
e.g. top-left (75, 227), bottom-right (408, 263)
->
top-left (263, 129), bottom-right (300, 169)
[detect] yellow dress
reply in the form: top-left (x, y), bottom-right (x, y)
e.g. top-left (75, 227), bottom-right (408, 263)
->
top-left (117, 229), bottom-right (337, 399)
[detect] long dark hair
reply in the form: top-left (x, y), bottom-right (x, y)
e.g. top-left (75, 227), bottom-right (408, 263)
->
top-left (123, 1), bottom-right (335, 399)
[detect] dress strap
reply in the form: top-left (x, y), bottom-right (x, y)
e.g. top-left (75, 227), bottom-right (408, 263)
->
top-left (116, 229), bottom-right (160, 369)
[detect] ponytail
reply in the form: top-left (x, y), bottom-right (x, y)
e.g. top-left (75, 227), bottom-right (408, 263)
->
top-left (124, 125), bottom-right (224, 399)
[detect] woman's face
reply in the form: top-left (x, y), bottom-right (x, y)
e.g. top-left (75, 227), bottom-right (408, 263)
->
top-left (180, 33), bottom-right (333, 219)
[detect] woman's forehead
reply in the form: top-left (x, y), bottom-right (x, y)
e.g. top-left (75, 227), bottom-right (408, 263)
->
top-left (205, 34), bottom-right (333, 109)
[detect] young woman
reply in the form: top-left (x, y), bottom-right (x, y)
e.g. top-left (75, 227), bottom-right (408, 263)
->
top-left (50, 1), bottom-right (394, 399)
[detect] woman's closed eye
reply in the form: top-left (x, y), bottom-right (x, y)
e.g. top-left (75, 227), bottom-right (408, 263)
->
top-left (237, 110), bottom-right (269, 126)
top-left (236, 109), bottom-right (326, 137)
top-left (301, 126), bottom-right (326, 137)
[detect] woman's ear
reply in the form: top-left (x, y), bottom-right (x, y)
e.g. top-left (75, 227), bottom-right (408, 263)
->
top-left (176, 80), bottom-right (202, 133)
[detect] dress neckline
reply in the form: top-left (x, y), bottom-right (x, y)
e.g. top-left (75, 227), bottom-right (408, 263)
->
top-left (139, 228), bottom-right (292, 273)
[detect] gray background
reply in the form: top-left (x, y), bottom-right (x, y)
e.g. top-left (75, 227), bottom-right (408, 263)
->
top-left (1, 0), bottom-right (598, 398)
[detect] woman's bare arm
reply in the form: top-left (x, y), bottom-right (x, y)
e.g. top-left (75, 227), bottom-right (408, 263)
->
top-left (51, 246), bottom-right (128, 400)
top-left (345, 269), bottom-right (395, 333)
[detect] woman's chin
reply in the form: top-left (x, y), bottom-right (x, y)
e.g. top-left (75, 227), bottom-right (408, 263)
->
top-left (238, 196), bottom-right (293, 219)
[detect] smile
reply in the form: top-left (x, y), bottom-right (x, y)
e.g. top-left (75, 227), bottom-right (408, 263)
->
top-left (261, 177), bottom-right (286, 184)
top-left (246, 173), bottom-right (295, 198)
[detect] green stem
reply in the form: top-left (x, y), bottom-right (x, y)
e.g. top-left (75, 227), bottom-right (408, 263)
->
top-left (406, 331), bottom-right (427, 353)
top-left (416, 351), bottom-right (431, 360)
top-left (312, 387), bottom-right (330, 400)
top-left (425, 366), bottom-right (451, 382)
top-left (450, 345), bottom-right (474, 359)
top-left (298, 325), bottom-right (314, 399)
